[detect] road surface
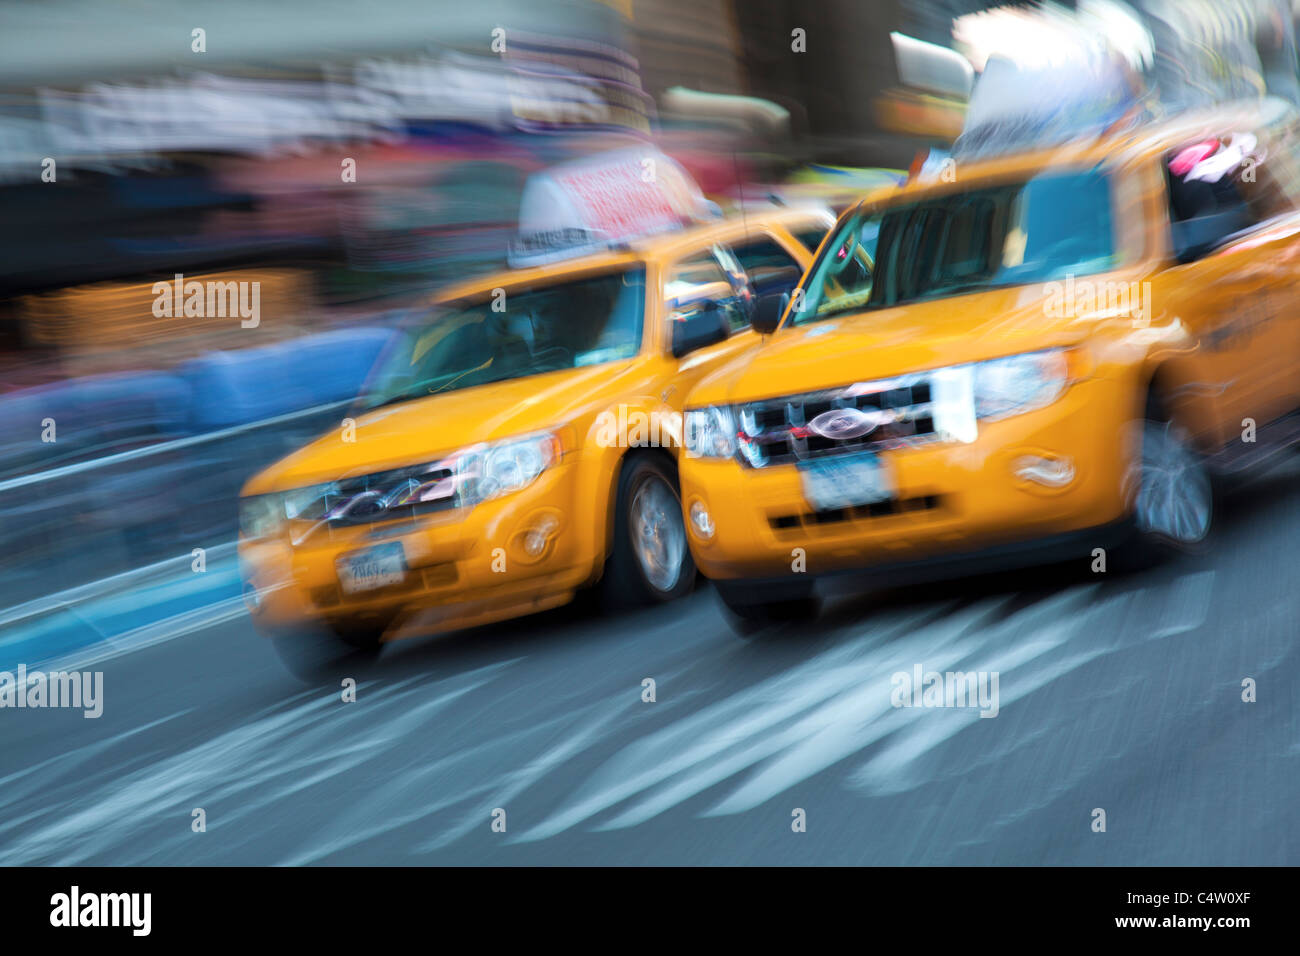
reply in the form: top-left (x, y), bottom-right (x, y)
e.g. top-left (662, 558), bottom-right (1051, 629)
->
top-left (1, 458), bottom-right (1297, 865)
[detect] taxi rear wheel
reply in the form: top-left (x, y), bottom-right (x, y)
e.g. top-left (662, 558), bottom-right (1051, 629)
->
top-left (603, 455), bottom-right (695, 608)
top-left (1122, 402), bottom-right (1213, 566)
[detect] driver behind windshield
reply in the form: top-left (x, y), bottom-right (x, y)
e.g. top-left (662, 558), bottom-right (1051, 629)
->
top-left (359, 267), bottom-right (647, 411)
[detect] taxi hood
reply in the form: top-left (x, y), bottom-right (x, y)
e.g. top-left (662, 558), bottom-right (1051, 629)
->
top-left (243, 361), bottom-right (636, 495)
top-left (689, 283), bottom-right (1098, 407)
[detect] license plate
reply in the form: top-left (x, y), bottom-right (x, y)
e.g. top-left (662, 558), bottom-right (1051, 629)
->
top-left (336, 542), bottom-right (407, 594)
top-left (799, 452), bottom-right (894, 512)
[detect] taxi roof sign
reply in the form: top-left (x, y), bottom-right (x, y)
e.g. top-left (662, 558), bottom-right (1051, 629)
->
top-left (953, 53), bottom-right (1144, 160)
top-left (508, 147), bottom-right (716, 267)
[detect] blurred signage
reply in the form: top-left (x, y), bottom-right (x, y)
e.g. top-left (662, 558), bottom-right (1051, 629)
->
top-left (25, 46), bottom-right (650, 170)
top-left (509, 148), bottom-right (713, 267)
top-left (38, 75), bottom-right (365, 158)
top-left (950, 3), bottom-right (1153, 159)
top-left (955, 54), bottom-right (1144, 160)
top-left (503, 30), bottom-right (653, 133)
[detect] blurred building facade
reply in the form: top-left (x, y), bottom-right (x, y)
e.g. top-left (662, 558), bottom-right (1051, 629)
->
top-left (2, 0), bottom-right (1297, 385)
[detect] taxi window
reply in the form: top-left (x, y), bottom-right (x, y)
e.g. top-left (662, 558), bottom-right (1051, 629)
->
top-left (1227, 162), bottom-right (1292, 223)
top-left (1165, 138), bottom-right (1293, 260)
top-left (796, 228), bottom-right (830, 254)
top-left (793, 169), bottom-right (1115, 323)
top-left (360, 267), bottom-right (646, 409)
top-left (665, 250), bottom-right (749, 333)
top-left (729, 237), bottom-right (805, 297)
top-left (788, 216), bottom-right (879, 323)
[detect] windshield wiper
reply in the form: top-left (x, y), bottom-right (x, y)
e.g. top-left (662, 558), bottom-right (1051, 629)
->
top-left (363, 359), bottom-right (502, 411)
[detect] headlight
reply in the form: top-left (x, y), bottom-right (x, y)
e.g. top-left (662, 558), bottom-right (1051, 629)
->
top-left (239, 493), bottom-right (285, 540)
top-left (973, 349), bottom-right (1069, 421)
top-left (684, 406), bottom-right (737, 458)
top-left (283, 482), bottom-right (337, 520)
top-left (240, 432), bottom-right (560, 541)
top-left (459, 432), bottom-right (560, 505)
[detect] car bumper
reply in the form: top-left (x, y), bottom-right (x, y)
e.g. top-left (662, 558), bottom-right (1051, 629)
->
top-left (239, 462), bottom-right (595, 638)
top-left (681, 375), bottom-right (1137, 583)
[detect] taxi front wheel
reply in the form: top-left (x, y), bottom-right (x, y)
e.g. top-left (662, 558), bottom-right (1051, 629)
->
top-left (714, 580), bottom-right (822, 637)
top-left (602, 455), bottom-right (695, 609)
top-left (267, 623), bottom-right (383, 682)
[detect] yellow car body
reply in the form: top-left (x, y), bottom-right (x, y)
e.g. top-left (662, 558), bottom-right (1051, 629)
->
top-left (680, 102), bottom-right (1300, 616)
top-left (238, 204), bottom-right (833, 644)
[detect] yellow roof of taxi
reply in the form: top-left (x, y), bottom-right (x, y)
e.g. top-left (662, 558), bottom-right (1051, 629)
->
top-left (433, 204), bottom-right (834, 303)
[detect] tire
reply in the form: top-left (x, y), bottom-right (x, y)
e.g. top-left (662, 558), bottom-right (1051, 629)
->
top-left (327, 617), bottom-right (388, 651)
top-left (601, 454), bottom-right (695, 610)
top-left (714, 579), bottom-right (822, 637)
top-left (1119, 406), bottom-right (1213, 569)
top-left (268, 623), bottom-right (383, 682)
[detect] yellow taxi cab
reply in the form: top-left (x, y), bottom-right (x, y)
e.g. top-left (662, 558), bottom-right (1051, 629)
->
top-left (679, 99), bottom-right (1300, 629)
top-left (237, 148), bottom-right (833, 668)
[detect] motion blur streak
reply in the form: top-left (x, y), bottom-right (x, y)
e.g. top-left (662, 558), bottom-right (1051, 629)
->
top-left (1, 0), bottom-right (1299, 868)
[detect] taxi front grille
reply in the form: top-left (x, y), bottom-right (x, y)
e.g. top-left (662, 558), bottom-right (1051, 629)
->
top-left (737, 375), bottom-right (937, 467)
top-left (324, 467), bottom-right (460, 528)
top-left (286, 461), bottom-right (463, 533)
top-left (768, 493), bottom-right (943, 534)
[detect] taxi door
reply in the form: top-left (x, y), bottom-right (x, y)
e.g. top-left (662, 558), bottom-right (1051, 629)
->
top-left (1157, 152), bottom-right (1300, 448)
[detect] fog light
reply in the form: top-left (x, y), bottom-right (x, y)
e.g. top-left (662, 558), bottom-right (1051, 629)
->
top-left (690, 501), bottom-right (714, 539)
top-left (523, 515), bottom-right (559, 556)
top-left (1014, 455), bottom-right (1075, 488)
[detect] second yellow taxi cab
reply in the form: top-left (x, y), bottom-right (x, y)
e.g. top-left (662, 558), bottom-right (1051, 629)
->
top-left (680, 100), bottom-right (1300, 629)
top-left (238, 148), bottom-right (833, 669)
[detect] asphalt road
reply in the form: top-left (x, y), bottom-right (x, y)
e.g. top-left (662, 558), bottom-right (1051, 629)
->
top-left (1, 457), bottom-right (1297, 865)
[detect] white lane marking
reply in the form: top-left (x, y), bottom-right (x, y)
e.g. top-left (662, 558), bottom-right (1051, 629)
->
top-left (0, 400), bottom-right (349, 493)
top-left (424, 696), bottom-right (640, 854)
top-left (848, 587), bottom-right (1122, 797)
top-left (0, 544), bottom-right (237, 629)
top-left (847, 571), bottom-right (1213, 799)
top-left (0, 687), bottom-right (334, 865)
top-left (693, 586), bottom-right (1100, 817)
top-left (21, 597), bottom-right (249, 675)
top-left (0, 711), bottom-right (195, 820)
top-left (511, 599), bottom-right (1000, 842)
top-left (0, 660), bottom-right (520, 866)
top-left (1150, 570), bottom-right (1214, 639)
top-left (0, 571), bottom-right (1217, 860)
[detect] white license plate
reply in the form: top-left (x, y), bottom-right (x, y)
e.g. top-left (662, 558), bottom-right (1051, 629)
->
top-left (799, 452), bottom-right (894, 512)
top-left (336, 542), bottom-right (407, 594)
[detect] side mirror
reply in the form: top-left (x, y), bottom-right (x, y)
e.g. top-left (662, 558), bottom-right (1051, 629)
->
top-left (751, 291), bottom-right (789, 335)
top-left (671, 304), bottom-right (730, 358)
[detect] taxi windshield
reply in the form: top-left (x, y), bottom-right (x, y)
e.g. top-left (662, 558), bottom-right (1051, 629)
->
top-left (792, 168), bottom-right (1116, 324)
top-left (360, 267), bottom-right (646, 410)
